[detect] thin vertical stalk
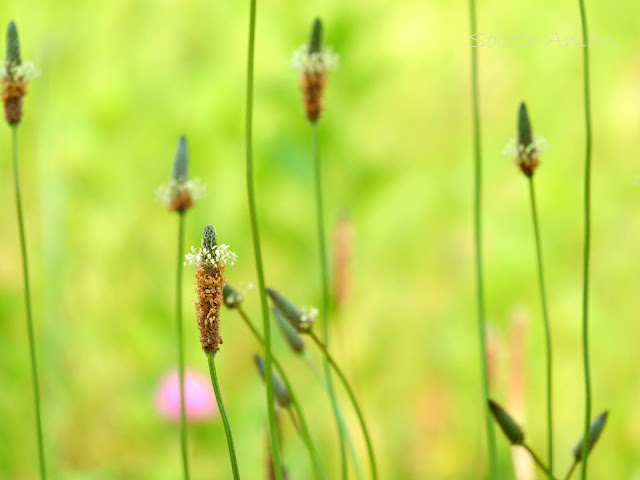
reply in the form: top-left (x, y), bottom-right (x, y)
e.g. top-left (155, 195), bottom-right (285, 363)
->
top-left (309, 331), bottom-right (378, 479)
top-left (11, 124), bottom-right (46, 480)
top-left (576, 1), bottom-right (593, 478)
top-left (236, 308), bottom-right (326, 480)
top-left (207, 353), bottom-right (240, 480)
top-left (303, 355), bottom-right (364, 480)
top-left (528, 178), bottom-right (554, 478)
top-left (311, 122), bottom-right (348, 479)
top-left (244, 0), bottom-right (283, 476)
top-left (175, 212), bottom-right (190, 480)
top-left (468, 1), bottom-right (497, 477)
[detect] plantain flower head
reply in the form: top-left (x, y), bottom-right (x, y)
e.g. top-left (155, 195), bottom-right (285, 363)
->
top-left (156, 136), bottom-right (205, 212)
top-left (502, 102), bottom-right (550, 177)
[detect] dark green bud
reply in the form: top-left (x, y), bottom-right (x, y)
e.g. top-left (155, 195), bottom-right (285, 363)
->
top-left (273, 306), bottom-right (305, 354)
top-left (201, 225), bottom-right (217, 252)
top-left (172, 135), bottom-right (188, 183)
top-left (488, 400), bottom-right (525, 445)
top-left (266, 288), bottom-right (314, 333)
top-left (518, 102), bottom-right (533, 148)
top-left (308, 18), bottom-right (323, 54)
top-left (222, 284), bottom-right (243, 309)
top-left (6, 21), bottom-right (21, 69)
top-left (572, 411), bottom-right (609, 461)
top-left (253, 354), bottom-right (291, 408)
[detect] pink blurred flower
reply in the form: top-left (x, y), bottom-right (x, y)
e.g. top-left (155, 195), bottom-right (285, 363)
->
top-left (155, 368), bottom-right (218, 422)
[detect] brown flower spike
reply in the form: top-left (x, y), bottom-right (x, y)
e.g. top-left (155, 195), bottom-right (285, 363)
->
top-left (292, 18), bottom-right (338, 123)
top-left (187, 225), bottom-right (238, 354)
top-left (2, 22), bottom-right (37, 125)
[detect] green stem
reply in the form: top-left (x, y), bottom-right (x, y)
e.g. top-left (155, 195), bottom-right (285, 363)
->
top-left (237, 308), bottom-right (326, 480)
top-left (564, 461), bottom-right (579, 480)
top-left (303, 355), bottom-right (364, 480)
top-left (309, 331), bottom-right (378, 479)
top-left (311, 120), bottom-right (348, 479)
top-left (244, 0), bottom-right (282, 476)
top-left (468, 1), bottom-right (497, 477)
top-left (175, 212), bottom-right (190, 480)
top-left (207, 353), bottom-right (240, 479)
top-left (11, 124), bottom-right (46, 480)
top-left (577, 1), bottom-right (593, 478)
top-left (528, 178), bottom-right (554, 478)
top-left (523, 444), bottom-right (557, 480)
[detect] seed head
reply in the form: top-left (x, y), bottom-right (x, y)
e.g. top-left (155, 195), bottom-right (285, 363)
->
top-left (291, 17), bottom-right (338, 123)
top-left (2, 22), bottom-right (38, 125)
top-left (156, 136), bottom-right (205, 213)
top-left (503, 102), bottom-right (549, 177)
top-left (188, 225), bottom-right (237, 354)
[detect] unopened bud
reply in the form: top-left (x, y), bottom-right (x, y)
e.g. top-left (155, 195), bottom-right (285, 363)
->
top-left (572, 411), bottom-right (609, 462)
top-left (254, 354), bottom-right (291, 408)
top-left (488, 399), bottom-right (525, 445)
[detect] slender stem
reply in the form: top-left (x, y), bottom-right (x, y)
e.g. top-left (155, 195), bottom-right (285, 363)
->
top-left (523, 444), bottom-right (557, 480)
top-left (468, 1), bottom-right (497, 477)
top-left (309, 331), bottom-right (378, 480)
top-left (311, 121), bottom-right (348, 479)
top-left (11, 124), bottom-right (46, 480)
top-left (244, 0), bottom-right (282, 476)
top-left (303, 355), bottom-right (364, 480)
top-left (564, 461), bottom-right (579, 480)
top-left (207, 353), bottom-right (240, 479)
top-left (577, 1), bottom-right (593, 478)
top-left (237, 308), bottom-right (326, 480)
top-left (175, 212), bottom-right (190, 480)
top-left (528, 178), bottom-right (554, 478)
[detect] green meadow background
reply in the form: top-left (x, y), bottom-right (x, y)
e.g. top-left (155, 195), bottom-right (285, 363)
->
top-left (0, 0), bottom-right (638, 478)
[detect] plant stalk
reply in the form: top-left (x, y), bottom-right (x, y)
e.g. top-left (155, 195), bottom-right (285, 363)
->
top-left (244, 0), bottom-right (282, 476)
top-left (523, 444), bottom-right (557, 480)
top-left (577, 1), bottom-right (593, 478)
top-left (308, 331), bottom-right (377, 479)
top-left (311, 122), bottom-right (348, 479)
top-left (207, 353), bottom-right (240, 479)
top-left (468, 1), bottom-right (497, 477)
top-left (237, 308), bottom-right (325, 480)
top-left (11, 124), bottom-right (46, 480)
top-left (175, 211), bottom-right (190, 479)
top-left (528, 178), bottom-right (554, 478)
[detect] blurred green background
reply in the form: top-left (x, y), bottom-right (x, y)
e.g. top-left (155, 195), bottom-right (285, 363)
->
top-left (0, 0), bottom-right (638, 478)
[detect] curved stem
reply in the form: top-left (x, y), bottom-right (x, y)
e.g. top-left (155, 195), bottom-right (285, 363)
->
top-left (523, 444), bottom-right (557, 480)
top-left (577, 1), bottom-right (593, 478)
top-left (308, 331), bottom-right (378, 479)
top-left (11, 125), bottom-right (46, 479)
top-left (311, 122), bottom-right (348, 479)
top-left (528, 178), bottom-right (554, 478)
top-left (175, 212), bottom-right (190, 480)
top-left (303, 355), bottom-right (364, 480)
top-left (468, 2), bottom-right (497, 478)
top-left (244, 0), bottom-right (282, 476)
top-left (207, 353), bottom-right (240, 479)
top-left (564, 461), bottom-right (579, 480)
top-left (237, 308), bottom-right (326, 480)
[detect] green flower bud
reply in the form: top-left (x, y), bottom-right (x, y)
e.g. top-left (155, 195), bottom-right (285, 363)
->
top-left (222, 284), bottom-right (243, 309)
top-left (518, 102), bottom-right (533, 149)
top-left (488, 400), bottom-right (525, 445)
top-left (201, 225), bottom-right (217, 252)
top-left (572, 411), bottom-right (609, 462)
top-left (253, 354), bottom-right (291, 408)
top-left (6, 21), bottom-right (21, 69)
top-left (266, 288), bottom-right (316, 333)
top-left (308, 18), bottom-right (323, 55)
top-left (172, 135), bottom-right (189, 184)
top-left (273, 306), bottom-right (305, 354)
